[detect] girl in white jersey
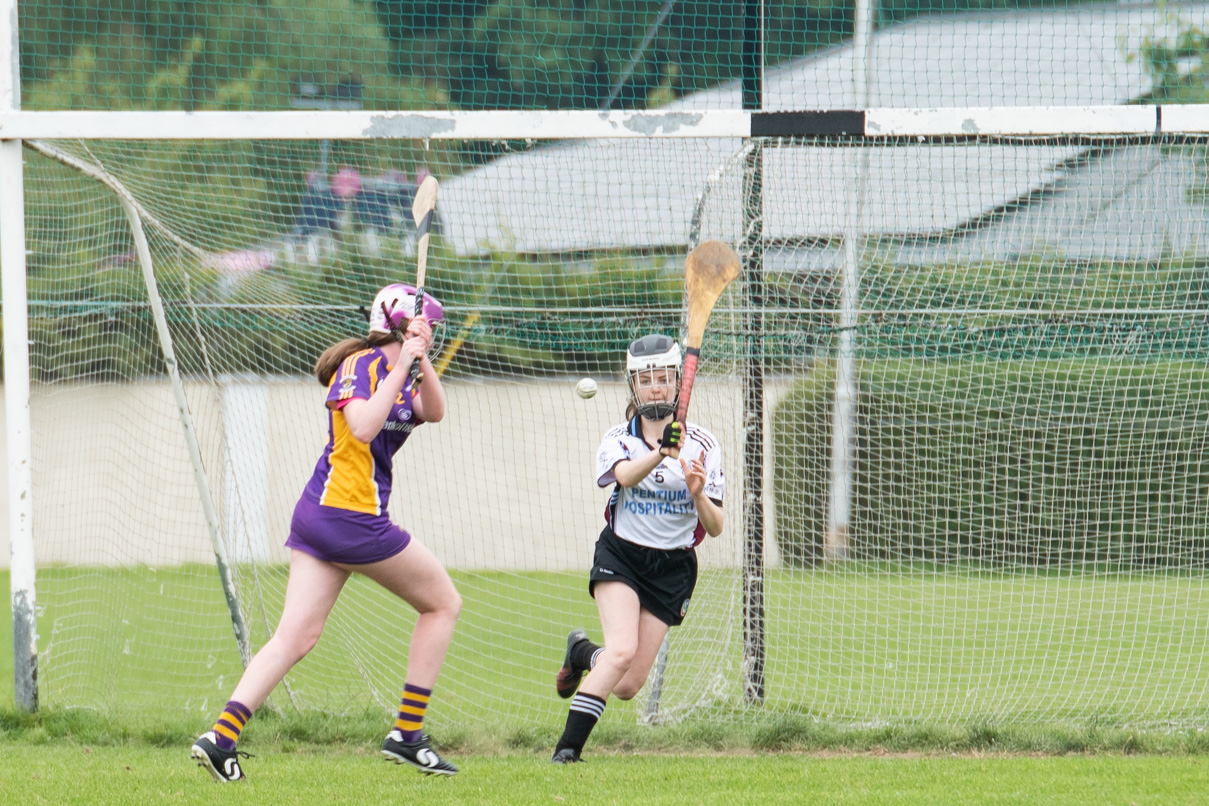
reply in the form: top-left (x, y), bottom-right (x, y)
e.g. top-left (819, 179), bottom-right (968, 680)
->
top-left (551, 334), bottom-right (724, 763)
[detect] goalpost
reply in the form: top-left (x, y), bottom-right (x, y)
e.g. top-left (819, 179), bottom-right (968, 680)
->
top-left (11, 103), bottom-right (1209, 734)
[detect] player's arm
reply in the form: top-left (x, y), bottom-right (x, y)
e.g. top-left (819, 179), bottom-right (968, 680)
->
top-left (409, 351), bottom-right (445, 423)
top-left (403, 315), bottom-right (444, 423)
top-left (611, 449), bottom-right (666, 488)
top-left (341, 360), bottom-right (409, 443)
top-left (613, 421), bottom-right (682, 487)
top-left (343, 317), bottom-right (441, 440)
top-left (681, 454), bottom-right (724, 537)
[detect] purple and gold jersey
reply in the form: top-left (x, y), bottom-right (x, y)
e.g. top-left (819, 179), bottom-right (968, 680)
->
top-left (301, 347), bottom-right (420, 515)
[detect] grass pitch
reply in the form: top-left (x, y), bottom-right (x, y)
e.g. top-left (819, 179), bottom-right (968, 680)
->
top-left (5, 565), bottom-right (1209, 731)
top-left (2, 742), bottom-right (1208, 805)
top-left (6, 560), bottom-right (1209, 803)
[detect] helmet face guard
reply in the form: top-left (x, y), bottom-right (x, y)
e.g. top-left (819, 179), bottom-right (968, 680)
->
top-left (626, 334), bottom-right (682, 420)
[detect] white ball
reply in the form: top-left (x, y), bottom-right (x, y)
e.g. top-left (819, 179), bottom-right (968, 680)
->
top-left (575, 378), bottom-right (598, 399)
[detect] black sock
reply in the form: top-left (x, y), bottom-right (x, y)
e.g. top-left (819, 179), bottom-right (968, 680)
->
top-left (555, 692), bottom-right (606, 754)
top-left (571, 638), bottom-right (601, 671)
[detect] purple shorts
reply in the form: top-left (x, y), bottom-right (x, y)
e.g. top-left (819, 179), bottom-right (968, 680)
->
top-left (284, 496), bottom-right (411, 565)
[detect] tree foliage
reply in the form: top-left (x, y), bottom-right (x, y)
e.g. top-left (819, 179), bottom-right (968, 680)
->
top-left (21, 0), bottom-right (1077, 114)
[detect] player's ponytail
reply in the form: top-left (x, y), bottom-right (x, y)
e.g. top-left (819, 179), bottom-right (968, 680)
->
top-left (315, 331), bottom-right (397, 385)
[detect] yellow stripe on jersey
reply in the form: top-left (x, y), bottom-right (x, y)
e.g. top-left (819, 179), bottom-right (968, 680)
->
top-left (336, 350), bottom-right (366, 402)
top-left (320, 353), bottom-right (385, 514)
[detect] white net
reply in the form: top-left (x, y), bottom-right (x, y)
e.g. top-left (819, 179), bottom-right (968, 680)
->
top-left (21, 135), bottom-right (747, 731)
top-left (733, 135), bottom-right (1209, 726)
top-left (19, 125), bottom-right (1209, 731)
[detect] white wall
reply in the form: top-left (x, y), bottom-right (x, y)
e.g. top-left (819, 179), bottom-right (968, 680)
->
top-left (1, 379), bottom-right (785, 572)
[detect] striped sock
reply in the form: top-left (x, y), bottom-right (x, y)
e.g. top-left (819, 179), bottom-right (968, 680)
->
top-left (555, 692), bottom-right (606, 755)
top-left (393, 683), bottom-right (432, 743)
top-left (571, 638), bottom-right (603, 672)
top-left (211, 700), bottom-right (252, 751)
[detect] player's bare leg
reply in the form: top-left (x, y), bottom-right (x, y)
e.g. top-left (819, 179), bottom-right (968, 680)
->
top-left (610, 608), bottom-right (669, 701)
top-left (580, 580), bottom-right (667, 700)
top-left (553, 581), bottom-right (667, 762)
top-left (350, 538), bottom-right (461, 688)
top-left (350, 539), bottom-right (462, 775)
top-left (193, 551), bottom-right (348, 781)
top-left (230, 550), bottom-right (350, 709)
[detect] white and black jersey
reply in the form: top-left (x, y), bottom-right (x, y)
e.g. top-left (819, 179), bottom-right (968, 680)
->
top-left (595, 415), bottom-right (724, 550)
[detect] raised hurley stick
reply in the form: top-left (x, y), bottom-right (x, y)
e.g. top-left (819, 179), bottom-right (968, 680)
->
top-left (408, 175), bottom-right (438, 390)
top-left (670, 240), bottom-right (740, 457)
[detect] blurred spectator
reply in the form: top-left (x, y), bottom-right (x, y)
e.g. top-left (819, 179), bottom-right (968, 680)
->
top-left (290, 171), bottom-right (339, 265)
top-left (356, 171), bottom-right (427, 256)
top-left (378, 170), bottom-right (416, 211)
top-left (287, 166), bottom-right (428, 262)
top-left (294, 171), bottom-right (338, 236)
top-left (354, 181), bottom-right (394, 233)
top-left (331, 166), bottom-right (363, 200)
top-left (355, 178), bottom-right (393, 256)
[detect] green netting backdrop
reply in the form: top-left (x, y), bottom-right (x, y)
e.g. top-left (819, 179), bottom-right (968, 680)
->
top-left (19, 1), bottom-right (1209, 114)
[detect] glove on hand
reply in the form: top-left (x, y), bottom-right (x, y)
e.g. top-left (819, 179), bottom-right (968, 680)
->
top-left (659, 421), bottom-right (683, 457)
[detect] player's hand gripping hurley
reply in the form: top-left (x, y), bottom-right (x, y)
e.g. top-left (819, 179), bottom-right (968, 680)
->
top-left (408, 175), bottom-right (439, 391)
top-left (669, 240), bottom-right (740, 458)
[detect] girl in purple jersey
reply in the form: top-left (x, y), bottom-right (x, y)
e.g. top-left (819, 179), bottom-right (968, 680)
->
top-left (192, 283), bottom-right (462, 781)
top-left (550, 334), bottom-right (725, 763)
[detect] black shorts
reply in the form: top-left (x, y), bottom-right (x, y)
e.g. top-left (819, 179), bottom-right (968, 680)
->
top-left (589, 524), bottom-right (698, 627)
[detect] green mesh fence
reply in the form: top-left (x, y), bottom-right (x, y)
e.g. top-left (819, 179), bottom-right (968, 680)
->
top-left (18, 1), bottom-right (1209, 113)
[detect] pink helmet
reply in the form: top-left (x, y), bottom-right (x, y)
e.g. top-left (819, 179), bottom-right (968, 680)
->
top-left (368, 283), bottom-right (444, 335)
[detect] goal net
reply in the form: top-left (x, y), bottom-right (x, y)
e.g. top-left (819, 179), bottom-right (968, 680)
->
top-left (21, 131), bottom-right (753, 730)
top-left (16, 112), bottom-right (1209, 733)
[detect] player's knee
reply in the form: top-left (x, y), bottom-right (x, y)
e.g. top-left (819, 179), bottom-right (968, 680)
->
top-left (604, 644), bottom-right (637, 672)
top-left (444, 589), bottom-right (463, 620)
top-left (612, 679), bottom-right (645, 701)
top-left (276, 626), bottom-right (323, 662)
top-left (298, 633), bottom-right (322, 659)
top-left (425, 587), bottom-right (461, 622)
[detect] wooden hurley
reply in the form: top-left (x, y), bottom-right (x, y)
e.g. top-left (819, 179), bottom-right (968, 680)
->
top-left (675, 239), bottom-right (740, 428)
top-left (407, 175), bottom-right (438, 390)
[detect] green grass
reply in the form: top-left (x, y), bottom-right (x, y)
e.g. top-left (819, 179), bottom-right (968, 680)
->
top-left (5, 596), bottom-right (1209, 805)
top-left (1, 741), bottom-right (1208, 805)
top-left (7, 566), bottom-right (1209, 734)
top-left (763, 569), bottom-right (1209, 724)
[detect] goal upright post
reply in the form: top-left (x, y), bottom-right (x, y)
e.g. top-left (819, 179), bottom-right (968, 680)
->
top-left (1, 0), bottom-right (37, 713)
top-left (3, 138), bottom-right (37, 713)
